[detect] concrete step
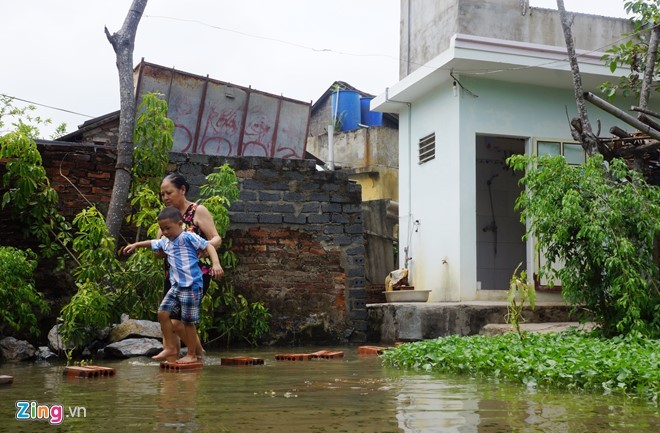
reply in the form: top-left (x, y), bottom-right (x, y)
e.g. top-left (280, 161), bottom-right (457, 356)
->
top-left (480, 322), bottom-right (595, 336)
top-left (367, 301), bottom-right (582, 343)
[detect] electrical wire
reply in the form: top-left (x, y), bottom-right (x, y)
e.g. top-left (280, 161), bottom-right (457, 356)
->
top-left (0, 93), bottom-right (94, 118)
top-left (145, 15), bottom-right (399, 60)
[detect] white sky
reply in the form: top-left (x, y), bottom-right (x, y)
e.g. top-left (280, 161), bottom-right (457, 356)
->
top-left (1, 0), bottom-right (628, 138)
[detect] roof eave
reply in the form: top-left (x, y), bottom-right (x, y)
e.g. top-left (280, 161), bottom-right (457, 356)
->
top-left (373, 33), bottom-right (617, 113)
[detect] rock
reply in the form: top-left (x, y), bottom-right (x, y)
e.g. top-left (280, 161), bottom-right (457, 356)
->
top-left (103, 338), bottom-right (163, 359)
top-left (108, 319), bottom-right (162, 343)
top-left (0, 337), bottom-right (36, 362)
top-left (47, 324), bottom-right (73, 352)
top-left (35, 346), bottom-right (58, 360)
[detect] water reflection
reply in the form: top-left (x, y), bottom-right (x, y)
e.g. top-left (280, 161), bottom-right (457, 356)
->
top-left (395, 377), bottom-right (480, 432)
top-left (0, 348), bottom-right (656, 433)
top-left (155, 368), bottom-right (201, 432)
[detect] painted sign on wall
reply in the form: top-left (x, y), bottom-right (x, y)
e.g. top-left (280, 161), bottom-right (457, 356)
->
top-left (135, 61), bottom-right (310, 159)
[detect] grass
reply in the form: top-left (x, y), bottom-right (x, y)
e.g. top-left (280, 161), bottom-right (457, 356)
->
top-left (380, 331), bottom-right (659, 402)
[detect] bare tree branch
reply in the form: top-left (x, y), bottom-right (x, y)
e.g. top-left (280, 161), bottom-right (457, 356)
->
top-left (104, 0), bottom-right (148, 245)
top-left (556, 0), bottom-right (600, 155)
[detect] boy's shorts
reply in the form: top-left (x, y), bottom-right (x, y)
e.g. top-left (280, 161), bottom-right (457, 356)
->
top-left (163, 274), bottom-right (210, 321)
top-left (159, 284), bottom-right (202, 324)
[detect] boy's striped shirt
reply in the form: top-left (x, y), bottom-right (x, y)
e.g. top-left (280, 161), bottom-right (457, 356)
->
top-left (151, 231), bottom-right (208, 288)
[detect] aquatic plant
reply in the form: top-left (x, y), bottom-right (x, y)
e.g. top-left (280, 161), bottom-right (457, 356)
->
top-left (381, 332), bottom-right (659, 402)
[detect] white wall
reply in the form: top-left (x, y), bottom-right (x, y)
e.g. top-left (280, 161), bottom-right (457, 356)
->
top-left (400, 75), bottom-right (639, 301)
top-left (398, 81), bottom-right (462, 302)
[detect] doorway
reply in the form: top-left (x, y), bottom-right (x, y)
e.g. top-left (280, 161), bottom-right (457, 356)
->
top-left (475, 135), bottom-right (526, 290)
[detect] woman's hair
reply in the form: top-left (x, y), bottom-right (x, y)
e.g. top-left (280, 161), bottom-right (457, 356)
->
top-left (163, 173), bottom-right (190, 194)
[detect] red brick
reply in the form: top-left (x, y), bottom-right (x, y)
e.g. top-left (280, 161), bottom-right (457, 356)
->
top-left (160, 361), bottom-right (203, 372)
top-left (63, 366), bottom-right (116, 378)
top-left (358, 346), bottom-right (389, 355)
top-left (220, 357), bottom-right (264, 366)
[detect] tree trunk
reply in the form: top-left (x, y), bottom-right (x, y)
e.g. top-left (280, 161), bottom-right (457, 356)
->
top-left (104, 0), bottom-right (148, 246)
top-left (556, 0), bottom-right (599, 156)
top-left (635, 25), bottom-right (660, 171)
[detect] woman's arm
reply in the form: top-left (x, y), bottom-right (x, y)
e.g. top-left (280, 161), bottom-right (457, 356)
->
top-left (194, 204), bottom-right (222, 249)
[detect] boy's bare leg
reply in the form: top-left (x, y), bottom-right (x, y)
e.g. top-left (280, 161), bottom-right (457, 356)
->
top-left (153, 310), bottom-right (179, 361)
top-left (195, 335), bottom-right (205, 359)
top-left (176, 323), bottom-right (200, 364)
top-left (170, 319), bottom-right (184, 354)
top-left (172, 319), bottom-right (203, 358)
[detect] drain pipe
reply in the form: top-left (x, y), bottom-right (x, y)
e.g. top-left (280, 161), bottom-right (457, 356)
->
top-left (327, 124), bottom-right (335, 170)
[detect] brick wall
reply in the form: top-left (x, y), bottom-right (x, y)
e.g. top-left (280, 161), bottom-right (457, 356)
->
top-left (1, 142), bottom-right (367, 345)
top-left (37, 141), bottom-right (116, 217)
top-left (169, 154), bottom-right (368, 344)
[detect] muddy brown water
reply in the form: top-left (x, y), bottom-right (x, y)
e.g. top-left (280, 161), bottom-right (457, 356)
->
top-left (0, 347), bottom-right (657, 432)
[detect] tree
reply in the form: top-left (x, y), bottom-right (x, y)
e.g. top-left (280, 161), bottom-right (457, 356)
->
top-left (508, 153), bottom-right (659, 338)
top-left (556, 0), bottom-right (600, 156)
top-left (104, 0), bottom-right (149, 245)
top-left (557, 0), bottom-right (660, 183)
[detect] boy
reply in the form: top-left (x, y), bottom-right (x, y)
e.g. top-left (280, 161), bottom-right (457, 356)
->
top-left (122, 206), bottom-right (222, 364)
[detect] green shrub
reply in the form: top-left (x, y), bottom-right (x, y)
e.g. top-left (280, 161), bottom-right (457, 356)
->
top-left (508, 154), bottom-right (659, 338)
top-left (0, 246), bottom-right (49, 336)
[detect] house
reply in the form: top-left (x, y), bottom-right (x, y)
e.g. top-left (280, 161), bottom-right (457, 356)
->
top-left (307, 81), bottom-right (399, 203)
top-left (372, 0), bottom-right (643, 302)
top-left (307, 82), bottom-right (401, 300)
top-left (59, 61), bottom-right (318, 161)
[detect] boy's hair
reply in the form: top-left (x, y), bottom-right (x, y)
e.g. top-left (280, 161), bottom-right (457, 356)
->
top-left (158, 206), bottom-right (183, 223)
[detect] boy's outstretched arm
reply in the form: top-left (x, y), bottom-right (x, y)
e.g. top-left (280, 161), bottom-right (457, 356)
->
top-left (122, 240), bottom-right (155, 255)
top-left (204, 244), bottom-right (224, 279)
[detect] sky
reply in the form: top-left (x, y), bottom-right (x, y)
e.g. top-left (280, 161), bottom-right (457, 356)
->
top-left (1, 0), bottom-right (629, 138)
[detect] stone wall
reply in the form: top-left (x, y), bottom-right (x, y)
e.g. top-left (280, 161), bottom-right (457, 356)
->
top-left (1, 142), bottom-right (367, 345)
top-left (168, 154), bottom-right (368, 344)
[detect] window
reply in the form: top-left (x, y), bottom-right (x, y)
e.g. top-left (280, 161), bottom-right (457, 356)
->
top-left (534, 138), bottom-right (585, 290)
top-left (418, 133), bottom-right (435, 164)
top-left (537, 140), bottom-right (585, 165)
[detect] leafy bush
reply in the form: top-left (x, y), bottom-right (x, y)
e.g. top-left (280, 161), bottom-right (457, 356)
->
top-left (0, 246), bottom-right (49, 336)
top-left (508, 154), bottom-right (659, 338)
top-left (0, 124), bottom-right (72, 267)
top-left (381, 332), bottom-right (659, 401)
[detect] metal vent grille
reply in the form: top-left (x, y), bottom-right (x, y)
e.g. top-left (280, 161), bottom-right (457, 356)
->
top-left (418, 133), bottom-right (435, 164)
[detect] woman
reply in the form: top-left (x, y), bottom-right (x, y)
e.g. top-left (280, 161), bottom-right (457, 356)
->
top-left (152, 173), bottom-right (223, 361)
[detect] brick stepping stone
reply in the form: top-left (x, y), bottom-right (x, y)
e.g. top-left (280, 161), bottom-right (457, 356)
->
top-left (160, 361), bottom-right (203, 372)
top-left (220, 356), bottom-right (264, 366)
top-left (358, 346), bottom-right (389, 355)
top-left (63, 366), bottom-right (116, 378)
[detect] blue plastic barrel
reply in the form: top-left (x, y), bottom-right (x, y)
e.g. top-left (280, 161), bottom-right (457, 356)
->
top-left (360, 97), bottom-right (383, 127)
top-left (331, 90), bottom-right (360, 131)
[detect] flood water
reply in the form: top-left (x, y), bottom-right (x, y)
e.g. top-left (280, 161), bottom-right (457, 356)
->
top-left (0, 346), bottom-right (657, 432)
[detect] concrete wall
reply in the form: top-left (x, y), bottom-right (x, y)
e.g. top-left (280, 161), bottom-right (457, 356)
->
top-left (400, 0), bottom-right (632, 78)
top-left (307, 127), bottom-right (399, 202)
top-left (367, 302), bottom-right (577, 342)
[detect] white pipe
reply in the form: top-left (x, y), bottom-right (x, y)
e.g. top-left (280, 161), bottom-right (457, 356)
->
top-left (327, 124), bottom-right (334, 170)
